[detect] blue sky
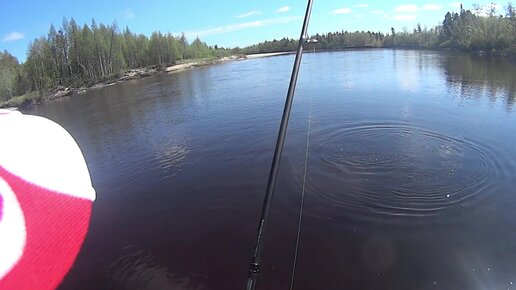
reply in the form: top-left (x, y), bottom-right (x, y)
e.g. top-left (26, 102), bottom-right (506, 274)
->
top-left (0, 0), bottom-right (506, 62)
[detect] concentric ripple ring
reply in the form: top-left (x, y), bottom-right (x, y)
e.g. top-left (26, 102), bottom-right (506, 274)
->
top-left (305, 122), bottom-right (506, 218)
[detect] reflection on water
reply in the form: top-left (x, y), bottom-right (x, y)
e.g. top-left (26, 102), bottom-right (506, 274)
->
top-left (393, 50), bottom-right (423, 93)
top-left (28, 50), bottom-right (516, 290)
top-left (442, 53), bottom-right (516, 110)
top-left (105, 249), bottom-right (206, 290)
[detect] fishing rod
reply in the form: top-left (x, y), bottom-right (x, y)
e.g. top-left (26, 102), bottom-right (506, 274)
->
top-left (246, 0), bottom-right (314, 289)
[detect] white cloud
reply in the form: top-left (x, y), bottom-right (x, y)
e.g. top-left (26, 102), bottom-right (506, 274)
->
top-left (449, 2), bottom-right (462, 9)
top-left (235, 10), bottom-right (261, 18)
top-left (393, 14), bottom-right (417, 20)
top-left (355, 14), bottom-right (365, 18)
top-left (371, 10), bottom-right (385, 14)
top-left (423, 4), bottom-right (442, 11)
top-left (332, 7), bottom-right (352, 14)
top-left (123, 8), bottom-right (135, 19)
top-left (394, 4), bottom-right (418, 13)
top-left (355, 4), bottom-right (369, 8)
top-left (181, 16), bottom-right (301, 38)
top-left (490, 3), bottom-right (503, 12)
top-left (2, 32), bottom-right (24, 42)
top-left (275, 6), bottom-right (290, 13)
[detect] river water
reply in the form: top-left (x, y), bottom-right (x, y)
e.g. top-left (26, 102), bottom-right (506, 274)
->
top-left (31, 50), bottom-right (515, 290)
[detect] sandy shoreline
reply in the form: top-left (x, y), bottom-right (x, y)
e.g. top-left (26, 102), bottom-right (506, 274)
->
top-left (245, 51), bottom-right (294, 59)
top-left (165, 55), bottom-right (245, 73)
top-left (165, 52), bottom-right (292, 73)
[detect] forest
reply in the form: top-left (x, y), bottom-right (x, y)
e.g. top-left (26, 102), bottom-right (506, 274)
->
top-left (1, 3), bottom-right (515, 105)
top-left (0, 19), bottom-right (229, 103)
top-left (244, 3), bottom-right (516, 53)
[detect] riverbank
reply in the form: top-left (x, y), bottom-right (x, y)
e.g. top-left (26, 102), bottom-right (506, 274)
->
top-left (165, 55), bottom-right (247, 73)
top-left (245, 51), bottom-right (294, 59)
top-left (0, 55), bottom-right (255, 110)
top-left (5, 47), bottom-right (511, 110)
top-left (0, 67), bottom-right (160, 110)
top-left (1, 52), bottom-right (301, 110)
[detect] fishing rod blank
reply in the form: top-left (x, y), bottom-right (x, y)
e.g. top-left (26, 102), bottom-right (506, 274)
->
top-left (246, 0), bottom-right (314, 289)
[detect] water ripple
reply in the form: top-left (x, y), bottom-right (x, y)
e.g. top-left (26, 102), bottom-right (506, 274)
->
top-left (306, 122), bottom-right (507, 219)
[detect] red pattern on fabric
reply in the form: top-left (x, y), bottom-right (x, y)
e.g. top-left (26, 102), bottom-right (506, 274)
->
top-left (0, 193), bottom-right (3, 221)
top-left (0, 166), bottom-right (92, 290)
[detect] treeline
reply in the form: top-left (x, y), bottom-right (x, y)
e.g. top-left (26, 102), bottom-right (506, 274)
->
top-left (2, 4), bottom-right (516, 104)
top-left (237, 38), bottom-right (298, 54)
top-left (235, 31), bottom-right (383, 55)
top-left (0, 18), bottom-right (228, 102)
top-left (384, 3), bottom-right (516, 50)
top-left (240, 3), bottom-right (516, 53)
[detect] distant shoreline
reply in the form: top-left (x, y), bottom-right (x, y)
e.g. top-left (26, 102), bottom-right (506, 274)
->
top-left (3, 47), bottom-right (513, 110)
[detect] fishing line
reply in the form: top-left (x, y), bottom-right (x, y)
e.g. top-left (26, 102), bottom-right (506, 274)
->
top-left (246, 1), bottom-right (314, 289)
top-left (289, 87), bottom-right (313, 290)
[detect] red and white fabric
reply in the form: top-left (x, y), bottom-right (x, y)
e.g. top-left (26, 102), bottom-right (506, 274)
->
top-left (0, 109), bottom-right (95, 290)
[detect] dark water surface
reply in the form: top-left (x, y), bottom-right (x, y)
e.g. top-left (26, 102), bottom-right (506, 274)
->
top-left (31, 50), bottom-right (516, 290)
